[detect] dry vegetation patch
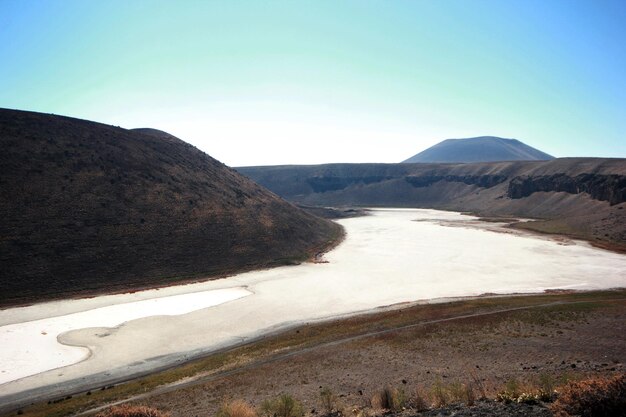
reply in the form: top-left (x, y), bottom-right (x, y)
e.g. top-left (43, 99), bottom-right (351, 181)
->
top-left (95, 404), bottom-right (169, 417)
top-left (551, 374), bottom-right (626, 417)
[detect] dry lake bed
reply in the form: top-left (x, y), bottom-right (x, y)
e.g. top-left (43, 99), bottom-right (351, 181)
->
top-left (1, 209), bottom-right (625, 407)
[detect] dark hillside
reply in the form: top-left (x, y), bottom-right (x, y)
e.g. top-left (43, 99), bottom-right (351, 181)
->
top-left (0, 109), bottom-right (341, 307)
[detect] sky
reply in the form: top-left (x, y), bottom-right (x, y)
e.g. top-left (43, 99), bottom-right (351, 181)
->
top-left (1, 0), bottom-right (625, 166)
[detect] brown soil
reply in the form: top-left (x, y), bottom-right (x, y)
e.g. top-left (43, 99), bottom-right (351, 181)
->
top-left (29, 291), bottom-right (622, 417)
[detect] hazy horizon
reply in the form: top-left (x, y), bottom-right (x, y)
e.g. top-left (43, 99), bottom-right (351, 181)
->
top-left (2, 0), bottom-right (625, 166)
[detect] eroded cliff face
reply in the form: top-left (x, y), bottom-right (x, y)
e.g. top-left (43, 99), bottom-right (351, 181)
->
top-left (238, 159), bottom-right (626, 248)
top-left (507, 174), bottom-right (626, 205)
top-left (405, 174), bottom-right (508, 189)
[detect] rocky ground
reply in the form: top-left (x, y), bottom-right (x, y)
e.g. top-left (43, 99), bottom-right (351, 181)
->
top-left (399, 400), bottom-right (552, 417)
top-left (9, 291), bottom-right (625, 417)
top-left (116, 292), bottom-right (626, 417)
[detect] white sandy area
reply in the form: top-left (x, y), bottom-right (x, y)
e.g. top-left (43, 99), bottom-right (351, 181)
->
top-left (1, 209), bottom-right (625, 403)
top-left (0, 287), bottom-right (251, 384)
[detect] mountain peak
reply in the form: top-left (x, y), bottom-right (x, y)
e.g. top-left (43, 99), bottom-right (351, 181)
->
top-left (402, 136), bottom-right (554, 163)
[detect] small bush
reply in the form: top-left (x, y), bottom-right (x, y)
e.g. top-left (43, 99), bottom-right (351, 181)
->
top-left (525, 373), bottom-right (557, 402)
top-left (409, 386), bottom-right (429, 411)
top-left (464, 382), bottom-right (476, 406)
top-left (319, 387), bottom-right (338, 414)
top-left (447, 381), bottom-right (475, 405)
top-left (261, 394), bottom-right (304, 417)
top-left (539, 373), bottom-right (556, 396)
top-left (430, 379), bottom-right (449, 408)
top-left (505, 378), bottom-right (521, 398)
top-left (516, 392), bottom-right (540, 405)
top-left (217, 400), bottom-right (258, 417)
top-left (95, 404), bottom-right (169, 417)
top-left (370, 387), bottom-right (406, 412)
top-left (551, 374), bottom-right (626, 417)
top-left (496, 391), bottom-right (517, 404)
top-left (468, 369), bottom-right (487, 400)
top-left (496, 377), bottom-right (524, 404)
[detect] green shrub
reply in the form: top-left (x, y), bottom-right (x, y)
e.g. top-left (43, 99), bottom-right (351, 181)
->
top-left (261, 394), bottom-right (304, 417)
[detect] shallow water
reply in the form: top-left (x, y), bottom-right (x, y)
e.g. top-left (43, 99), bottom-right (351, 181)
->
top-left (1, 209), bottom-right (624, 396)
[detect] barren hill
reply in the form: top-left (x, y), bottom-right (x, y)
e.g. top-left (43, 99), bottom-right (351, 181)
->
top-left (402, 136), bottom-right (555, 163)
top-left (238, 159), bottom-right (626, 249)
top-left (0, 109), bottom-right (341, 306)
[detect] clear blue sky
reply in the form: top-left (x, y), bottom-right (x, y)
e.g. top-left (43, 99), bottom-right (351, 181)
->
top-left (1, 0), bottom-right (625, 165)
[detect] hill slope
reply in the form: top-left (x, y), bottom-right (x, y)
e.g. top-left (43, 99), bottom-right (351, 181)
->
top-left (402, 136), bottom-right (555, 163)
top-left (0, 109), bottom-right (341, 306)
top-left (238, 159), bottom-right (626, 249)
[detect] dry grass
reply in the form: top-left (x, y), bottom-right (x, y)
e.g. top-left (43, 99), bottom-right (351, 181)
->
top-left (94, 404), bottom-right (169, 417)
top-left (216, 400), bottom-right (258, 417)
top-left (551, 374), bottom-right (626, 417)
top-left (260, 394), bottom-right (304, 417)
top-left (319, 387), bottom-right (338, 414)
top-left (408, 386), bottom-right (429, 411)
top-left (429, 378), bottom-right (449, 408)
top-left (370, 387), bottom-right (406, 412)
top-left (450, 381), bottom-right (475, 406)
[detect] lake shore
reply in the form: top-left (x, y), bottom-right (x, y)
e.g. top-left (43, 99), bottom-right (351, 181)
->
top-left (6, 290), bottom-right (625, 417)
top-left (1, 209), bottom-right (624, 412)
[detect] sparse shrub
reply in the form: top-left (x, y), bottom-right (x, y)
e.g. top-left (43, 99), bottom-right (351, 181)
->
top-left (551, 374), bottom-right (626, 417)
top-left (516, 392), bottom-right (540, 405)
top-left (217, 400), bottom-right (258, 417)
top-left (319, 387), bottom-right (338, 414)
top-left (496, 391), bottom-right (516, 404)
top-left (261, 394), bottom-right (304, 417)
top-left (505, 377), bottom-right (521, 398)
top-left (496, 377), bottom-right (524, 404)
top-left (95, 404), bottom-right (169, 417)
top-left (430, 378), bottom-right (449, 408)
top-left (370, 391), bottom-right (384, 410)
top-left (468, 369), bottom-right (487, 399)
top-left (445, 381), bottom-right (475, 406)
top-left (464, 382), bottom-right (476, 406)
top-left (370, 387), bottom-right (406, 412)
top-left (409, 386), bottom-right (429, 411)
top-left (539, 373), bottom-right (556, 394)
top-left (537, 373), bottom-right (557, 402)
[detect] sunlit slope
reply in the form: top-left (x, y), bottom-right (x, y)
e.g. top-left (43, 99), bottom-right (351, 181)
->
top-left (0, 109), bottom-right (341, 306)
